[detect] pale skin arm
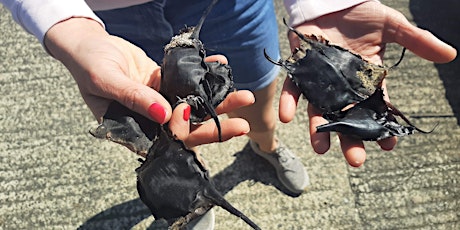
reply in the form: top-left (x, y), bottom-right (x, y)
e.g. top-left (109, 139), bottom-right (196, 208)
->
top-left (279, 1), bottom-right (457, 167)
top-left (44, 17), bottom-right (255, 147)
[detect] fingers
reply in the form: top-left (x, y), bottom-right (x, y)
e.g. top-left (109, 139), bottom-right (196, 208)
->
top-left (377, 137), bottom-right (397, 151)
top-left (307, 104), bottom-right (331, 154)
top-left (81, 68), bottom-right (172, 124)
top-left (204, 54), bottom-right (228, 64)
top-left (383, 5), bottom-right (457, 63)
top-left (338, 134), bottom-right (366, 167)
top-left (338, 135), bottom-right (397, 167)
top-left (103, 38), bottom-right (173, 124)
top-left (168, 103), bottom-right (192, 140)
top-left (378, 82), bottom-right (398, 150)
top-left (308, 102), bottom-right (394, 167)
top-left (184, 118), bottom-right (250, 148)
top-left (111, 77), bottom-right (172, 124)
top-left (279, 77), bottom-right (301, 123)
top-left (280, 77), bottom-right (366, 161)
top-left (169, 90), bottom-right (253, 146)
top-left (214, 90), bottom-right (255, 115)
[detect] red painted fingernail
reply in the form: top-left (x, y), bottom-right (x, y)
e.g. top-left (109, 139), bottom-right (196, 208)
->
top-left (148, 103), bottom-right (167, 123)
top-left (183, 105), bottom-right (191, 121)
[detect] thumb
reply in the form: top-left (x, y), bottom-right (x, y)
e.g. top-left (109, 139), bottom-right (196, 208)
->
top-left (384, 6), bottom-right (457, 63)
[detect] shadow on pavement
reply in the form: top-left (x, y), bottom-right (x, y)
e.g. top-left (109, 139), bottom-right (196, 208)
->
top-left (212, 142), bottom-right (302, 197)
top-left (78, 142), bottom-right (299, 229)
top-left (78, 198), bottom-right (151, 230)
top-left (410, 0), bottom-right (460, 124)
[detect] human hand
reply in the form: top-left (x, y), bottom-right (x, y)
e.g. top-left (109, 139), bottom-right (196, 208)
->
top-left (279, 1), bottom-right (457, 167)
top-left (170, 89), bottom-right (254, 147)
top-left (44, 17), bottom-right (254, 148)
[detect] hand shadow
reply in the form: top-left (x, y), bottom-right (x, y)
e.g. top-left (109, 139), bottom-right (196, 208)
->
top-left (78, 142), bottom-right (301, 229)
top-left (77, 198), bottom-right (152, 230)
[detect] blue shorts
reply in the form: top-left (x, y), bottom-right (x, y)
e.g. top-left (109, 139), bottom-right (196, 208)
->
top-left (95, 0), bottom-right (280, 91)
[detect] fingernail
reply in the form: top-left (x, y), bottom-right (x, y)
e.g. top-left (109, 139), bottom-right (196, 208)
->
top-left (237, 129), bottom-right (250, 137)
top-left (183, 105), bottom-right (191, 121)
top-left (148, 103), bottom-right (167, 123)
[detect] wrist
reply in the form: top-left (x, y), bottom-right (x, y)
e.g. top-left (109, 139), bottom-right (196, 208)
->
top-left (44, 17), bottom-right (107, 61)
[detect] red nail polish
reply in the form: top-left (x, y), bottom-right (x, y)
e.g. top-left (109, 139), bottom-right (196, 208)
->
top-left (183, 105), bottom-right (191, 121)
top-left (148, 103), bottom-right (167, 123)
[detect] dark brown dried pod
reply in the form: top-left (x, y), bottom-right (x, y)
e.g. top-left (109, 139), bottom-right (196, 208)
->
top-left (91, 101), bottom-right (260, 230)
top-left (137, 128), bottom-right (260, 230)
top-left (264, 19), bottom-right (432, 141)
top-left (89, 101), bottom-right (157, 157)
top-left (265, 20), bottom-right (403, 113)
top-left (316, 88), bottom-right (433, 141)
top-left (160, 0), bottom-right (233, 142)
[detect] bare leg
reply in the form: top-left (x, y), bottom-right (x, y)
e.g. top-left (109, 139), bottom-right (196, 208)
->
top-left (228, 79), bottom-right (278, 153)
top-left (229, 78), bottom-right (309, 193)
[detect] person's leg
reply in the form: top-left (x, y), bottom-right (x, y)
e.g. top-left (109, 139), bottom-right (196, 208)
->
top-left (228, 79), bottom-right (278, 153)
top-left (229, 78), bottom-right (310, 194)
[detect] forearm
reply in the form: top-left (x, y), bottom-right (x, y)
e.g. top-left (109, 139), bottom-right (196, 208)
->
top-left (283, 0), bottom-right (377, 27)
top-left (0, 0), bottom-right (103, 45)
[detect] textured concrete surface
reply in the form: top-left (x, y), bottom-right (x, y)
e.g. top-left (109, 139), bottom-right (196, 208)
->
top-left (0, 0), bottom-right (458, 229)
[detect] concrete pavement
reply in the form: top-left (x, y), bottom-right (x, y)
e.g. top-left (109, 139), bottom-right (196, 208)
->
top-left (0, 0), bottom-right (458, 229)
